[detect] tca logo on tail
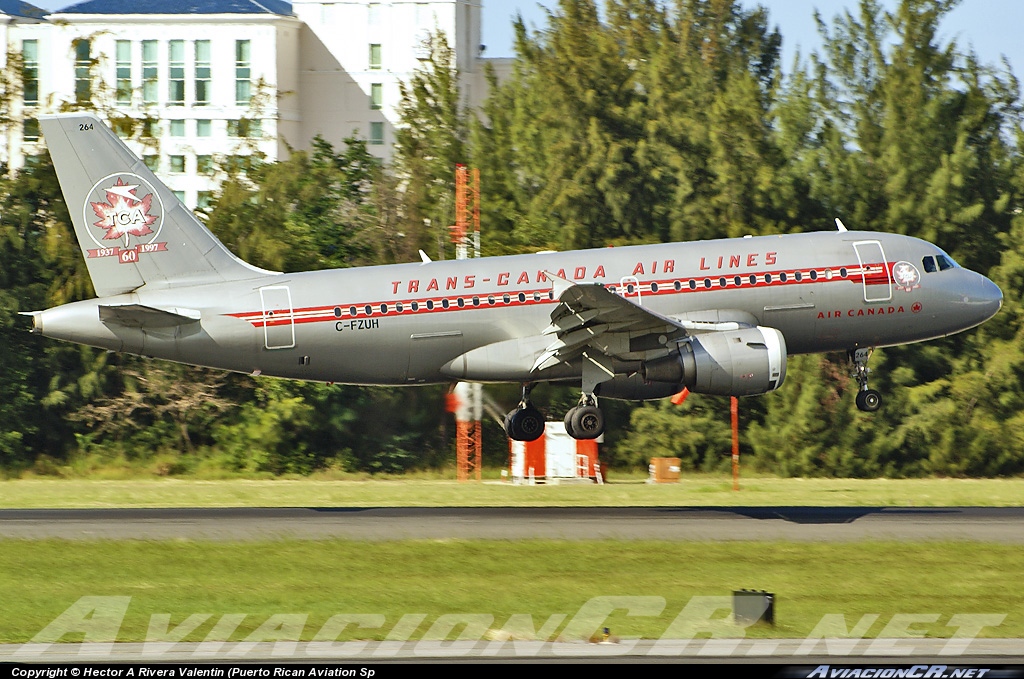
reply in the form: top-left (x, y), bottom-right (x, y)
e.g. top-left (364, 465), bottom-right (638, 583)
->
top-left (86, 174), bottom-right (168, 265)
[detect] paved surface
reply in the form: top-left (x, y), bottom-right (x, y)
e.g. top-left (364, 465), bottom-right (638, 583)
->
top-left (2, 506), bottom-right (1024, 541)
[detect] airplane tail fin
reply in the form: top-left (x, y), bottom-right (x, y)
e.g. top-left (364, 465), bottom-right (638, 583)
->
top-left (39, 113), bottom-right (273, 298)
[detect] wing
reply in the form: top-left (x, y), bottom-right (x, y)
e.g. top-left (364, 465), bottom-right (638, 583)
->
top-left (533, 274), bottom-right (761, 385)
top-left (532, 274), bottom-right (689, 375)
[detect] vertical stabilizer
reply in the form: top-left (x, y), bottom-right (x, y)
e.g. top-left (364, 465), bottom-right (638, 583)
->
top-left (39, 113), bottom-right (273, 297)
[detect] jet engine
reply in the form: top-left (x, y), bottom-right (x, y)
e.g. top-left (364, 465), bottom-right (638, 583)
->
top-left (594, 374), bottom-right (686, 401)
top-left (640, 326), bottom-right (787, 396)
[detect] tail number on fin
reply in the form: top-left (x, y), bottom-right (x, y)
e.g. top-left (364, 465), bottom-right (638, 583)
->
top-left (84, 173), bottom-right (168, 263)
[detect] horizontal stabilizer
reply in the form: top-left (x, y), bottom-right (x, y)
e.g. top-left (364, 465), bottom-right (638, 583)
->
top-left (99, 304), bottom-right (201, 329)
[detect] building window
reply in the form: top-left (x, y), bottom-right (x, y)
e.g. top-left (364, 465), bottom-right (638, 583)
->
top-left (196, 119), bottom-right (212, 137)
top-left (369, 44), bottom-right (381, 70)
top-left (111, 117), bottom-right (133, 138)
top-left (196, 155), bottom-right (214, 175)
top-left (223, 155), bottom-right (250, 175)
top-left (173, 190), bottom-right (185, 203)
top-left (115, 40), bottom-right (131, 105)
top-left (74, 39), bottom-right (91, 103)
top-left (23, 118), bottom-right (39, 142)
top-left (169, 119), bottom-right (185, 137)
top-left (370, 83), bottom-right (382, 110)
top-left (195, 40), bottom-right (210, 106)
top-left (169, 155), bottom-right (185, 173)
top-left (143, 155), bottom-right (159, 171)
top-left (142, 119), bottom-right (160, 138)
top-left (235, 40), bottom-right (251, 105)
top-left (228, 118), bottom-right (261, 138)
top-left (197, 191), bottom-right (214, 209)
top-left (22, 40), bottom-right (38, 106)
top-left (370, 122), bottom-right (384, 145)
top-left (142, 40), bottom-right (157, 104)
top-left (168, 40), bottom-right (185, 105)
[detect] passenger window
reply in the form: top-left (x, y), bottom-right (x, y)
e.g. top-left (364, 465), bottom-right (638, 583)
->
top-left (922, 256), bottom-right (937, 273)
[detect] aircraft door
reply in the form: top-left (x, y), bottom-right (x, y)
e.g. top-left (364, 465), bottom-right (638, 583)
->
top-left (259, 285), bottom-right (295, 350)
top-left (852, 241), bottom-right (892, 303)
top-left (618, 276), bottom-right (643, 306)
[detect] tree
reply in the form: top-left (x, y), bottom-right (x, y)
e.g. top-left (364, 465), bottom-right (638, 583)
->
top-left (206, 136), bottom-right (381, 272)
top-left (472, 0), bottom-right (790, 252)
top-left (393, 31), bottom-right (468, 261)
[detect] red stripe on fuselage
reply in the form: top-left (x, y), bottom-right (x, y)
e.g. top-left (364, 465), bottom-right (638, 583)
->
top-left (226, 262), bottom-right (889, 328)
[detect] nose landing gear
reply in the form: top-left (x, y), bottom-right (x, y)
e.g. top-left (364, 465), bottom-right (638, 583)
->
top-left (850, 347), bottom-right (882, 412)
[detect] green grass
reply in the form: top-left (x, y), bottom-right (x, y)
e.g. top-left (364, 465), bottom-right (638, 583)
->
top-left (1, 539), bottom-right (1020, 643)
top-left (2, 474), bottom-right (1023, 508)
top-left (3, 477), bottom-right (1021, 645)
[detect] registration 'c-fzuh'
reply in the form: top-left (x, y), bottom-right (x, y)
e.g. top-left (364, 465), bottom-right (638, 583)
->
top-left (27, 114), bottom-right (1003, 441)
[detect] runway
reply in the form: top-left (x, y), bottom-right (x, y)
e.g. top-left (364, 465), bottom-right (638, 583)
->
top-left (2, 506), bottom-right (1023, 541)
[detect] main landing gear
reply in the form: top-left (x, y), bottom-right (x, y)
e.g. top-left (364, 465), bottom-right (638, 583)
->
top-left (563, 394), bottom-right (605, 440)
top-left (504, 383), bottom-right (545, 442)
top-left (503, 384), bottom-right (607, 442)
top-left (849, 347), bottom-right (882, 412)
top-left (505, 354), bottom-right (613, 441)
top-left (563, 351), bottom-right (611, 440)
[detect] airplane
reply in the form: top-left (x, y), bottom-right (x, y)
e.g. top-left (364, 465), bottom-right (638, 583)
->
top-left (26, 113), bottom-right (1003, 442)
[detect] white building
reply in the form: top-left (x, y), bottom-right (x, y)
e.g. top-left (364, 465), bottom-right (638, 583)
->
top-left (0, 0), bottom-right (497, 208)
top-left (292, 0), bottom-right (485, 155)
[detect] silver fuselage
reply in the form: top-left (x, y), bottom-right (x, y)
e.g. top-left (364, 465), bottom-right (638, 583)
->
top-left (32, 230), bottom-right (1002, 390)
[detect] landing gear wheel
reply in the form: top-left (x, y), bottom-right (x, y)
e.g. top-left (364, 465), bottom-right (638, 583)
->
top-left (505, 406), bottom-right (545, 441)
top-left (856, 389), bottom-right (882, 413)
top-left (849, 347), bottom-right (882, 412)
top-left (563, 407), bottom-right (579, 438)
top-left (570, 405), bottom-right (605, 440)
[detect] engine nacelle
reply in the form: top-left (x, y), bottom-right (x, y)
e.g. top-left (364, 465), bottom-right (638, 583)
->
top-left (594, 374), bottom-right (685, 401)
top-left (641, 326), bottom-right (787, 396)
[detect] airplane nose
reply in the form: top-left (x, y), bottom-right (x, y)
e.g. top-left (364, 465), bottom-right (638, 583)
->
top-left (958, 272), bottom-right (999, 325)
top-left (937, 272), bottom-right (1003, 335)
top-left (979, 276), bottom-right (1002, 316)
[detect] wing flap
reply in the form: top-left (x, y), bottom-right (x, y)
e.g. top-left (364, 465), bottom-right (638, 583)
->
top-left (533, 272), bottom-right (690, 375)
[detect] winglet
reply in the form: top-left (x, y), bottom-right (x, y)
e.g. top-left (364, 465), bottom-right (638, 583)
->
top-left (544, 270), bottom-right (576, 299)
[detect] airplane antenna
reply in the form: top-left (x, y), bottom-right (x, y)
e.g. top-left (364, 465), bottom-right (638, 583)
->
top-left (418, 249), bottom-right (432, 263)
top-left (835, 218), bottom-right (848, 232)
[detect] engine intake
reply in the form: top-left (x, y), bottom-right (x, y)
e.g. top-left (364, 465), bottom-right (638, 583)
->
top-left (641, 326), bottom-right (787, 396)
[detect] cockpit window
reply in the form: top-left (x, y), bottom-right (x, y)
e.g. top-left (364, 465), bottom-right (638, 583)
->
top-left (937, 254), bottom-right (955, 271)
top-left (922, 256), bottom-right (937, 273)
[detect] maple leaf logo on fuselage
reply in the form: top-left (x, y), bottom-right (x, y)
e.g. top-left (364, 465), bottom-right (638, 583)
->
top-left (90, 177), bottom-right (158, 242)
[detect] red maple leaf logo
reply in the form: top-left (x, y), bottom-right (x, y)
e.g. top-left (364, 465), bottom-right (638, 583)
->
top-left (90, 178), bottom-right (157, 241)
